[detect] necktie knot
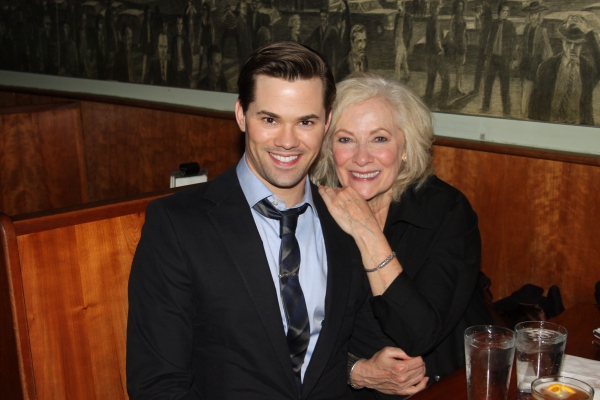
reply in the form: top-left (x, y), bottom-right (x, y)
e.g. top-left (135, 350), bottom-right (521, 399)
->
top-left (253, 199), bottom-right (309, 238)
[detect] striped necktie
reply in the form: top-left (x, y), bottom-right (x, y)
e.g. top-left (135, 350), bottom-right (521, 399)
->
top-left (253, 199), bottom-right (310, 393)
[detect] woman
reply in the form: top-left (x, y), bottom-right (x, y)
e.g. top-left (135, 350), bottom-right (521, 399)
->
top-left (312, 74), bottom-right (491, 397)
top-left (287, 14), bottom-right (302, 43)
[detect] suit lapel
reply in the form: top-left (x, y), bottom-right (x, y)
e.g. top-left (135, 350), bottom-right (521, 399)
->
top-left (204, 167), bottom-right (298, 393)
top-left (301, 186), bottom-right (356, 398)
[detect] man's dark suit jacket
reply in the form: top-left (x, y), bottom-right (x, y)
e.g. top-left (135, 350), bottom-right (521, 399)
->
top-left (484, 19), bottom-right (516, 61)
top-left (145, 57), bottom-right (174, 86)
top-left (127, 166), bottom-right (370, 399)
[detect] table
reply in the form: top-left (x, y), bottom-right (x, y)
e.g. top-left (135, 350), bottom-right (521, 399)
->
top-left (409, 302), bottom-right (600, 400)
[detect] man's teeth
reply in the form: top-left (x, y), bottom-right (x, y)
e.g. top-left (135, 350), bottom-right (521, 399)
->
top-left (352, 171), bottom-right (379, 179)
top-left (271, 153), bottom-right (299, 163)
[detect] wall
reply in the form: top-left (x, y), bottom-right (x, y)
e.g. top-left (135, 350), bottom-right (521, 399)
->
top-left (1, 88), bottom-right (598, 310)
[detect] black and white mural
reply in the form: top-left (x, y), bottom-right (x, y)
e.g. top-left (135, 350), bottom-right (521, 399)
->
top-left (2, 0), bottom-right (600, 126)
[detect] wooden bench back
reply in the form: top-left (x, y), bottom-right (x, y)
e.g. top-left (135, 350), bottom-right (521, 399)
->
top-left (0, 190), bottom-right (176, 399)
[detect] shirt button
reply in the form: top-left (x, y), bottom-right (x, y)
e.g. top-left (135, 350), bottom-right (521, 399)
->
top-left (272, 200), bottom-right (279, 206)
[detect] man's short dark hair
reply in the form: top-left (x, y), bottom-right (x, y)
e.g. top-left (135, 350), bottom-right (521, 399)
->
top-left (237, 41), bottom-right (336, 114)
top-left (498, 2), bottom-right (509, 15)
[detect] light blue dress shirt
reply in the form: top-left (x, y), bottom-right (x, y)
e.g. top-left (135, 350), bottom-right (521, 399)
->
top-left (237, 155), bottom-right (328, 381)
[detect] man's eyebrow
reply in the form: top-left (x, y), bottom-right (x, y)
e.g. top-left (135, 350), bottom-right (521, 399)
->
top-left (256, 111), bottom-right (321, 121)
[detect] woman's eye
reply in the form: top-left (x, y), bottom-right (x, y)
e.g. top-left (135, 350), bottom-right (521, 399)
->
top-left (374, 136), bottom-right (388, 142)
top-left (337, 137), bottom-right (350, 143)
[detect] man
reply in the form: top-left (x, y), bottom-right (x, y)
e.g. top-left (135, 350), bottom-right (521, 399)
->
top-left (481, 2), bottom-right (517, 117)
top-left (39, 14), bottom-right (58, 75)
top-left (90, 14), bottom-right (108, 79)
top-left (518, 1), bottom-right (551, 118)
top-left (394, 0), bottom-right (413, 82)
top-left (235, 1), bottom-right (253, 68)
top-left (305, 8), bottom-right (338, 74)
top-left (471, 1), bottom-right (492, 94)
top-left (197, 44), bottom-right (227, 91)
top-left (114, 25), bottom-right (134, 83)
top-left (529, 14), bottom-right (600, 125)
top-left (59, 20), bottom-right (79, 77)
top-left (127, 42), bottom-right (426, 399)
top-left (424, 1), bottom-right (449, 109)
top-left (337, 24), bottom-right (368, 81)
top-left (171, 15), bottom-right (193, 88)
top-left (145, 32), bottom-right (173, 86)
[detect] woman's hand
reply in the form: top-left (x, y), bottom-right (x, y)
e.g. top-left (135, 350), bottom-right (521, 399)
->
top-left (318, 185), bottom-right (402, 295)
top-left (318, 185), bottom-right (381, 238)
top-left (351, 347), bottom-right (429, 395)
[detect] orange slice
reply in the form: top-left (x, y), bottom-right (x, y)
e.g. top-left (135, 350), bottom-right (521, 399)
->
top-left (547, 384), bottom-right (576, 395)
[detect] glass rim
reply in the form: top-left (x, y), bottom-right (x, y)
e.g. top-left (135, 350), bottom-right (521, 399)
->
top-left (531, 375), bottom-right (595, 396)
top-left (514, 321), bottom-right (568, 337)
top-left (464, 324), bottom-right (516, 344)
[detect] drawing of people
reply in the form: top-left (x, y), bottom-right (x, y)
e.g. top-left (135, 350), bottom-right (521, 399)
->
top-left (529, 14), bottom-right (600, 125)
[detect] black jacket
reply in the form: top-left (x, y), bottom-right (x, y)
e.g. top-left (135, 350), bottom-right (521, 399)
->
top-left (351, 175), bottom-right (492, 399)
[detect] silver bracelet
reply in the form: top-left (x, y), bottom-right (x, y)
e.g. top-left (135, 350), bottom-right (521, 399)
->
top-left (348, 354), bottom-right (366, 390)
top-left (364, 251), bottom-right (396, 273)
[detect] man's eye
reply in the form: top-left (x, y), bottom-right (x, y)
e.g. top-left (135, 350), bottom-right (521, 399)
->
top-left (300, 120), bottom-right (314, 126)
top-left (264, 118), bottom-right (275, 124)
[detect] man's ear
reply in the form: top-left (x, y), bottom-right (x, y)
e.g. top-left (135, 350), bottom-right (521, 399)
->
top-left (234, 100), bottom-right (246, 132)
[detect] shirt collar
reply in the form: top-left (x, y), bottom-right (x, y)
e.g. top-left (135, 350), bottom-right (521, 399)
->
top-left (236, 154), bottom-right (317, 213)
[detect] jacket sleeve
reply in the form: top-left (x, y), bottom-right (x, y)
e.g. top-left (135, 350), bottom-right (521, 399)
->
top-left (126, 200), bottom-right (198, 400)
top-left (369, 190), bottom-right (482, 357)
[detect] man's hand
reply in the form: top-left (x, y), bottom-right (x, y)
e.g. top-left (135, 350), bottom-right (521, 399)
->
top-left (351, 347), bottom-right (429, 395)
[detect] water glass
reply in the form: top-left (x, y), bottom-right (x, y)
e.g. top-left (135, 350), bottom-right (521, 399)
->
top-left (515, 321), bottom-right (568, 399)
top-left (465, 325), bottom-right (516, 400)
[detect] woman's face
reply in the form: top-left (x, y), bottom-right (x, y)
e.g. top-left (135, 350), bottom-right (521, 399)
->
top-left (332, 97), bottom-right (406, 202)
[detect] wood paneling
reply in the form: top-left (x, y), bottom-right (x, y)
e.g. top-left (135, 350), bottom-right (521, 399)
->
top-left (0, 103), bottom-right (88, 215)
top-left (78, 101), bottom-right (243, 201)
top-left (433, 145), bottom-right (600, 308)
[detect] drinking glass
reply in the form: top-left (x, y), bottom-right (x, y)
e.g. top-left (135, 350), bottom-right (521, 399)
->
top-left (515, 321), bottom-right (568, 399)
top-left (465, 325), bottom-right (516, 400)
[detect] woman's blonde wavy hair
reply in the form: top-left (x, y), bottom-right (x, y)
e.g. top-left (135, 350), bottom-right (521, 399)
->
top-left (311, 73), bottom-right (435, 201)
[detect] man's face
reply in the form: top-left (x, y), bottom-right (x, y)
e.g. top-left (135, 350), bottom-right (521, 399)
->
top-left (177, 17), bottom-right (183, 34)
top-left (397, 1), bottom-right (404, 13)
top-left (500, 6), bottom-right (509, 20)
top-left (240, 2), bottom-right (247, 17)
top-left (320, 12), bottom-right (328, 29)
top-left (158, 34), bottom-right (168, 60)
top-left (562, 39), bottom-right (583, 59)
top-left (235, 76), bottom-right (330, 202)
top-left (352, 31), bottom-right (367, 57)
top-left (251, 1), bottom-right (257, 11)
top-left (44, 17), bottom-right (51, 32)
top-left (210, 52), bottom-right (222, 76)
top-left (529, 11), bottom-right (540, 23)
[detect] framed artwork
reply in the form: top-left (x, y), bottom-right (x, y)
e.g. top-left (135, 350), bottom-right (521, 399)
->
top-left (0, 0), bottom-right (599, 155)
